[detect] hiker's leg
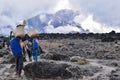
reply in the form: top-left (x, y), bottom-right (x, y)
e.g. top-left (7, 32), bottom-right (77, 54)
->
top-left (32, 50), bottom-right (35, 61)
top-left (23, 47), bottom-right (26, 61)
top-left (34, 50), bottom-right (37, 62)
top-left (30, 50), bottom-right (32, 61)
top-left (18, 56), bottom-right (23, 76)
top-left (15, 57), bottom-right (19, 75)
top-left (35, 49), bottom-right (38, 62)
top-left (27, 49), bottom-right (32, 61)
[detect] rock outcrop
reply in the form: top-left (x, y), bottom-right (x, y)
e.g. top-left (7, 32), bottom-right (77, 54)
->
top-left (109, 69), bottom-right (120, 80)
top-left (23, 60), bottom-right (101, 79)
top-left (24, 61), bottom-right (72, 79)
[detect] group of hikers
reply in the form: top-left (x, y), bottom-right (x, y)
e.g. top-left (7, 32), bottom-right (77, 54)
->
top-left (9, 20), bottom-right (43, 77)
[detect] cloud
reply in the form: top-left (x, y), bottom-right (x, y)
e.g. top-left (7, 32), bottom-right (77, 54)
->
top-left (75, 15), bottom-right (120, 33)
top-left (0, 0), bottom-right (120, 33)
top-left (44, 25), bottom-right (81, 33)
top-left (0, 0), bottom-right (58, 26)
top-left (70, 0), bottom-right (120, 27)
top-left (52, 0), bottom-right (72, 12)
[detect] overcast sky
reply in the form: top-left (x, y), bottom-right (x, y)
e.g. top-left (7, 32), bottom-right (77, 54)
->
top-left (0, 0), bottom-right (120, 33)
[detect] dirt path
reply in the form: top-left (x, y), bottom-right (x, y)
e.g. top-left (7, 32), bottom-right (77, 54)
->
top-left (82, 59), bottom-right (116, 80)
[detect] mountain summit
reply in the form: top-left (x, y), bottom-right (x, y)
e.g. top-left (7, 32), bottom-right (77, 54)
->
top-left (1, 9), bottom-right (89, 35)
top-left (27, 9), bottom-right (89, 33)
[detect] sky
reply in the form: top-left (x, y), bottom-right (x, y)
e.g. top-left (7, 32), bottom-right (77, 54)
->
top-left (0, 0), bottom-right (120, 33)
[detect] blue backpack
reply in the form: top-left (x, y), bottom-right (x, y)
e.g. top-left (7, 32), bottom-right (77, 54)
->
top-left (32, 38), bottom-right (39, 49)
top-left (10, 38), bottom-right (22, 57)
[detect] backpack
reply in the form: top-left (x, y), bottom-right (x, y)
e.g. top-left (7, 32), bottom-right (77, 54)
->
top-left (28, 40), bottom-right (32, 49)
top-left (32, 38), bottom-right (39, 49)
top-left (10, 38), bottom-right (22, 57)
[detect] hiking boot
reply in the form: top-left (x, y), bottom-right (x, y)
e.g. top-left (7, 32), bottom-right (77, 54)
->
top-left (18, 70), bottom-right (22, 77)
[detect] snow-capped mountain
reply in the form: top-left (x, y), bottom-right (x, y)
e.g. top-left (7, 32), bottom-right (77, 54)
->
top-left (27, 9), bottom-right (89, 33)
top-left (0, 9), bottom-right (89, 35)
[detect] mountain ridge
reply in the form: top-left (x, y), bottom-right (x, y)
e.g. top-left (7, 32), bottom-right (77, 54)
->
top-left (1, 9), bottom-right (89, 35)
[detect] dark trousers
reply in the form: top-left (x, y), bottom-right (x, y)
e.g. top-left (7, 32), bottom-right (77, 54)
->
top-left (22, 47), bottom-right (26, 60)
top-left (15, 56), bottom-right (23, 75)
top-left (27, 49), bottom-right (32, 61)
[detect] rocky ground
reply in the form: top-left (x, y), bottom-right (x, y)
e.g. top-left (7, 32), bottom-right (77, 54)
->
top-left (0, 38), bottom-right (120, 80)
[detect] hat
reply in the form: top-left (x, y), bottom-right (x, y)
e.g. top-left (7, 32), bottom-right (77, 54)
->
top-left (16, 20), bottom-right (26, 27)
top-left (27, 28), bottom-right (39, 38)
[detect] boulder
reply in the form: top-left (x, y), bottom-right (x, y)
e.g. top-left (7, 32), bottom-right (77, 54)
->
top-left (24, 61), bottom-right (72, 79)
top-left (101, 36), bottom-right (115, 42)
top-left (104, 53), bottom-right (117, 59)
top-left (109, 69), bottom-right (120, 80)
top-left (24, 60), bottom-right (101, 79)
top-left (106, 61), bottom-right (120, 67)
top-left (67, 66), bottom-right (101, 78)
top-left (40, 53), bottom-right (53, 60)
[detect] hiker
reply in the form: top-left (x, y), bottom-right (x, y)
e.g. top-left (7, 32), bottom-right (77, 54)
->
top-left (25, 38), bottom-right (32, 61)
top-left (23, 34), bottom-right (32, 61)
top-left (9, 20), bottom-right (26, 77)
top-left (27, 28), bottom-right (43, 61)
top-left (10, 32), bottom-right (23, 77)
top-left (32, 37), bottom-right (39, 62)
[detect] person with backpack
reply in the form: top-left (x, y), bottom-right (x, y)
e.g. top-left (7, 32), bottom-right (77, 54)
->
top-left (24, 34), bottom-right (32, 61)
top-left (32, 37), bottom-right (39, 62)
top-left (9, 31), bottom-right (23, 77)
top-left (24, 39), bottom-right (32, 61)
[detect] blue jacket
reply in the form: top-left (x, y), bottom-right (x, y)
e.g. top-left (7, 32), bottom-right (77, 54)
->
top-left (10, 38), bottom-right (22, 57)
